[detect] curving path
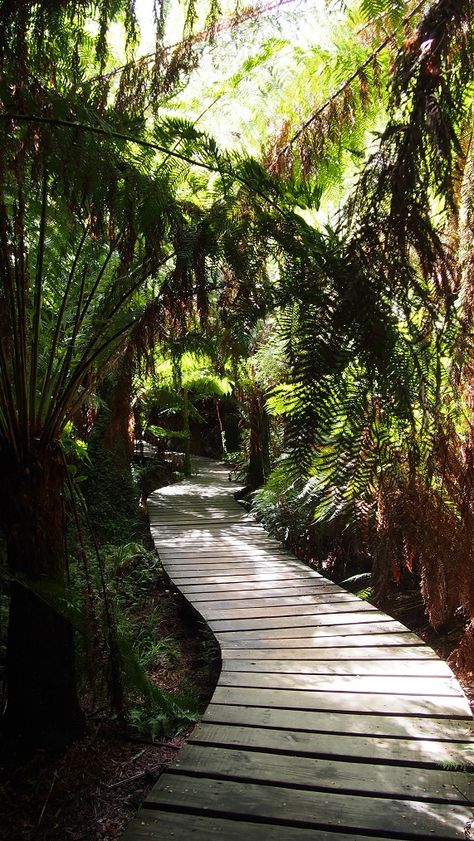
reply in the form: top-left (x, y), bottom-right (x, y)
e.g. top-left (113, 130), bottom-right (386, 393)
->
top-left (123, 459), bottom-right (474, 841)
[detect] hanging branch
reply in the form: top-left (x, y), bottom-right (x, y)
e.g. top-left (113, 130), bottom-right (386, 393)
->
top-left (276, 0), bottom-right (427, 160)
top-left (87, 0), bottom-right (299, 86)
top-left (0, 113), bottom-right (287, 216)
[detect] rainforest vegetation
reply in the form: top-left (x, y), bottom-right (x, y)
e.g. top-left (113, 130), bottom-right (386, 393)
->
top-left (0, 0), bottom-right (473, 802)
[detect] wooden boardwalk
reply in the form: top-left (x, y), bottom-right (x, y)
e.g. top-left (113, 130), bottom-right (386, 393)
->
top-left (123, 459), bottom-right (474, 841)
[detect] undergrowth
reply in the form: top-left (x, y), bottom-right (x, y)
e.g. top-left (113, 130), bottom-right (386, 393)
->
top-left (0, 451), bottom-right (215, 741)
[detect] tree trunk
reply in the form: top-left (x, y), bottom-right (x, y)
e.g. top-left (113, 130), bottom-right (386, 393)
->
top-left (182, 386), bottom-right (192, 476)
top-left (0, 444), bottom-right (84, 745)
top-left (85, 351), bottom-right (137, 542)
top-left (246, 386), bottom-right (270, 489)
top-left (102, 349), bottom-right (135, 469)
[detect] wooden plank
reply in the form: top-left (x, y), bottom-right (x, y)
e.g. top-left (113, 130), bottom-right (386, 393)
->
top-left (214, 619), bottom-right (409, 640)
top-left (158, 547), bottom-right (298, 555)
top-left (160, 550), bottom-right (301, 559)
top-left (208, 610), bottom-right (398, 632)
top-left (220, 645), bottom-right (437, 660)
top-left (151, 519), bottom-right (247, 527)
top-left (165, 569), bottom-right (311, 582)
top-left (187, 585), bottom-right (347, 601)
top-left (170, 573), bottom-right (324, 586)
top-left (195, 601), bottom-right (377, 620)
top-left (153, 524), bottom-right (270, 531)
top-left (190, 721), bottom-right (474, 768)
top-left (165, 562), bottom-right (307, 577)
top-left (218, 671), bottom-right (462, 696)
top-left (155, 538), bottom-right (291, 548)
top-left (179, 581), bottom-right (339, 597)
top-left (221, 657), bottom-right (452, 676)
top-left (155, 528), bottom-right (245, 535)
top-left (217, 630), bottom-right (428, 647)
top-left (155, 532), bottom-right (278, 539)
top-left (159, 552), bottom-right (292, 563)
top-left (159, 551), bottom-right (320, 563)
top-left (157, 543), bottom-right (293, 553)
top-left (153, 531), bottom-right (275, 539)
top-left (156, 545), bottom-right (291, 553)
top-left (160, 546), bottom-right (304, 556)
top-left (161, 556), bottom-right (306, 577)
top-left (175, 569), bottom-right (327, 583)
top-left (181, 586), bottom-right (351, 603)
top-left (150, 513), bottom-right (255, 521)
top-left (155, 531), bottom-right (266, 539)
top-left (151, 517), bottom-right (242, 522)
top-left (122, 809), bottom-right (386, 841)
top-left (172, 744), bottom-right (474, 801)
top-left (202, 600), bottom-right (376, 620)
top-left (202, 704), bottom-right (474, 740)
top-left (186, 594), bottom-right (369, 611)
top-left (210, 685), bottom-right (472, 717)
top-left (158, 546), bottom-right (291, 554)
top-left (146, 773), bottom-right (471, 838)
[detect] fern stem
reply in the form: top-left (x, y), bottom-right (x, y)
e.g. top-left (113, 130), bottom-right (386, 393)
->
top-left (38, 225), bottom-right (90, 426)
top-left (29, 166), bottom-right (48, 438)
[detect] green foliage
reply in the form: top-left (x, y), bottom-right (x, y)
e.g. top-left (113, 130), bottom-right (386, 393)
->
top-left (147, 425), bottom-right (189, 440)
top-left (84, 446), bottom-right (140, 545)
top-left (103, 542), bottom-right (202, 736)
top-left (2, 0), bottom-right (474, 733)
top-left (70, 536), bottom-right (204, 737)
top-left (252, 1), bottom-right (474, 654)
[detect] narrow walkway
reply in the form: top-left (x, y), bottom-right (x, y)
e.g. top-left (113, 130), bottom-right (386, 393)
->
top-left (124, 459), bottom-right (474, 841)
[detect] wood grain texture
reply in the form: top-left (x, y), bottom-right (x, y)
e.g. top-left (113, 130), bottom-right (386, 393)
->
top-left (202, 703), bottom-right (474, 739)
top-left (122, 810), bottom-right (390, 841)
top-left (146, 773), bottom-right (470, 838)
top-left (123, 458), bottom-right (474, 841)
top-left (189, 721), bottom-right (473, 769)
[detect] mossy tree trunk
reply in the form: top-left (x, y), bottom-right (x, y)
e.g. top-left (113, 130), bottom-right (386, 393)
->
top-left (101, 348), bottom-right (135, 470)
top-left (85, 350), bottom-right (137, 543)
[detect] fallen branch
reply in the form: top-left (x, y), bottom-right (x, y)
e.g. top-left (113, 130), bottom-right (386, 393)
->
top-left (106, 765), bottom-right (162, 789)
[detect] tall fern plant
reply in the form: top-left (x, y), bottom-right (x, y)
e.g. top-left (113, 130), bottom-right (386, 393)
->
top-left (0, 132), bottom-right (182, 740)
top-left (257, 0), bottom-right (474, 661)
top-left (0, 0), bottom-right (261, 742)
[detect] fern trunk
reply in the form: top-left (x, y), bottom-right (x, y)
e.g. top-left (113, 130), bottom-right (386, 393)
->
top-left (102, 350), bottom-right (135, 468)
top-left (246, 386), bottom-right (270, 488)
top-left (85, 354), bottom-right (138, 542)
top-left (1, 444), bottom-right (84, 744)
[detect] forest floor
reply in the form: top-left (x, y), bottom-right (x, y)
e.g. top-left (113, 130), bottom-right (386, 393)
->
top-left (0, 574), bottom-right (220, 841)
